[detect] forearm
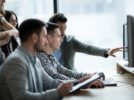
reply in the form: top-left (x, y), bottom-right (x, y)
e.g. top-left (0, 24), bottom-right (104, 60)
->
top-left (58, 64), bottom-right (88, 79)
top-left (0, 16), bottom-right (15, 30)
top-left (0, 16), bottom-right (19, 37)
top-left (45, 67), bottom-right (70, 80)
top-left (72, 37), bottom-right (107, 57)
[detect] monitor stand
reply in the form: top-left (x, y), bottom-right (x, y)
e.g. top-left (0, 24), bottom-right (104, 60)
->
top-left (116, 60), bottom-right (134, 74)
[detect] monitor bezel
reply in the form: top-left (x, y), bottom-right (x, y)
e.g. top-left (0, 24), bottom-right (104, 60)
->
top-left (127, 15), bottom-right (134, 67)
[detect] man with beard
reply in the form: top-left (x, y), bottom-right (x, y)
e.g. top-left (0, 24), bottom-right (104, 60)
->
top-left (0, 19), bottom-right (73, 100)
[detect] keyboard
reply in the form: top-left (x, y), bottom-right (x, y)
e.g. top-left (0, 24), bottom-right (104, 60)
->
top-left (103, 77), bottom-right (117, 86)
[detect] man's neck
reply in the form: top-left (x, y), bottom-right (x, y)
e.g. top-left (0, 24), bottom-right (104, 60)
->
top-left (21, 43), bottom-right (37, 55)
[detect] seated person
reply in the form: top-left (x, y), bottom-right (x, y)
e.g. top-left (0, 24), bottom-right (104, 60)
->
top-left (37, 22), bottom-right (104, 87)
top-left (0, 19), bottom-right (102, 100)
top-left (49, 13), bottom-right (123, 70)
top-left (1, 10), bottom-right (19, 57)
top-left (0, 18), bottom-right (72, 100)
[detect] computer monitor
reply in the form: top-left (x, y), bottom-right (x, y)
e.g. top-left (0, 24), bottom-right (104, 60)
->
top-left (125, 15), bottom-right (134, 67)
top-left (123, 23), bottom-right (128, 60)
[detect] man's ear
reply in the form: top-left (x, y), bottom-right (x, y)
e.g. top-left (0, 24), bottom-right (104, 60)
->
top-left (31, 33), bottom-right (38, 43)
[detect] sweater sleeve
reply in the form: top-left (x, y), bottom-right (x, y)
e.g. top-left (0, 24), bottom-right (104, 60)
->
top-left (69, 35), bottom-right (108, 57)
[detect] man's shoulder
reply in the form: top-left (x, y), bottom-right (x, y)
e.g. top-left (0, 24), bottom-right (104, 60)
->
top-left (7, 49), bottom-right (21, 59)
top-left (65, 35), bottom-right (75, 41)
top-left (1, 50), bottom-right (27, 73)
top-left (5, 48), bottom-right (28, 65)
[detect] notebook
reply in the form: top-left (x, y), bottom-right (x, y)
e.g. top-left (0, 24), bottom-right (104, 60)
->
top-left (70, 72), bottom-right (104, 93)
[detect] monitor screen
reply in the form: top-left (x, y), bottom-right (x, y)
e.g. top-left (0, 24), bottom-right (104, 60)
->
top-left (127, 15), bottom-right (134, 67)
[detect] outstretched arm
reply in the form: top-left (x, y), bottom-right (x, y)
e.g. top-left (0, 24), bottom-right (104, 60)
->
top-left (107, 47), bottom-right (124, 57)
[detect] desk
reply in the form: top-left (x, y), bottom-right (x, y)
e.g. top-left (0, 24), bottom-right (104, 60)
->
top-left (116, 60), bottom-right (134, 74)
top-left (63, 75), bottom-right (134, 100)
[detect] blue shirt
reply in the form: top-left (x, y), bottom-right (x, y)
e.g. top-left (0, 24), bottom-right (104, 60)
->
top-left (53, 48), bottom-right (64, 65)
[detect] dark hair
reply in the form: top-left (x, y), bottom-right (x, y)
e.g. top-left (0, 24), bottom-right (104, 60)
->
top-left (19, 19), bottom-right (47, 43)
top-left (46, 22), bottom-right (59, 36)
top-left (4, 10), bottom-right (19, 29)
top-left (49, 13), bottom-right (67, 23)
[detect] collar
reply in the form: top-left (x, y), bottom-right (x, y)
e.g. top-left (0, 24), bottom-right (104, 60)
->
top-left (18, 46), bottom-right (37, 63)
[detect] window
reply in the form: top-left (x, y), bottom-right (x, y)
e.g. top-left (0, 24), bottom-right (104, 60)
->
top-left (5, 0), bottom-right (53, 22)
top-left (58, 0), bottom-right (133, 73)
top-left (4, 0), bottom-right (134, 73)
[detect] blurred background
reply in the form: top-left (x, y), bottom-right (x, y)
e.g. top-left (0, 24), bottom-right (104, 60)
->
top-left (5, 0), bottom-right (134, 74)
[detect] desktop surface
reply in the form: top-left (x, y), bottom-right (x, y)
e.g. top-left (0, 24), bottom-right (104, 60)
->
top-left (63, 74), bottom-right (134, 100)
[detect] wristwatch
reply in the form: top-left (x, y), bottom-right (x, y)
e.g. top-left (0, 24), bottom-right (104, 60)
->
top-left (104, 49), bottom-right (109, 58)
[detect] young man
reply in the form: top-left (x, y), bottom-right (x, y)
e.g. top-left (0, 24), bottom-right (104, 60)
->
top-left (37, 22), bottom-right (104, 88)
top-left (0, 19), bottom-right (73, 100)
top-left (49, 13), bottom-right (123, 70)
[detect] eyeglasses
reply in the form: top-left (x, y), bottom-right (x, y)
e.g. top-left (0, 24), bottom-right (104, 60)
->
top-left (9, 19), bottom-right (17, 23)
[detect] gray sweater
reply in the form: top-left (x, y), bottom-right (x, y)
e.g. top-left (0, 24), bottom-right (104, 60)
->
top-left (0, 46), bottom-right (62, 100)
top-left (55, 35), bottom-right (108, 70)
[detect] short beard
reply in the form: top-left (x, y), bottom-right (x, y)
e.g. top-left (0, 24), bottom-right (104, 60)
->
top-left (33, 42), bottom-right (44, 52)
